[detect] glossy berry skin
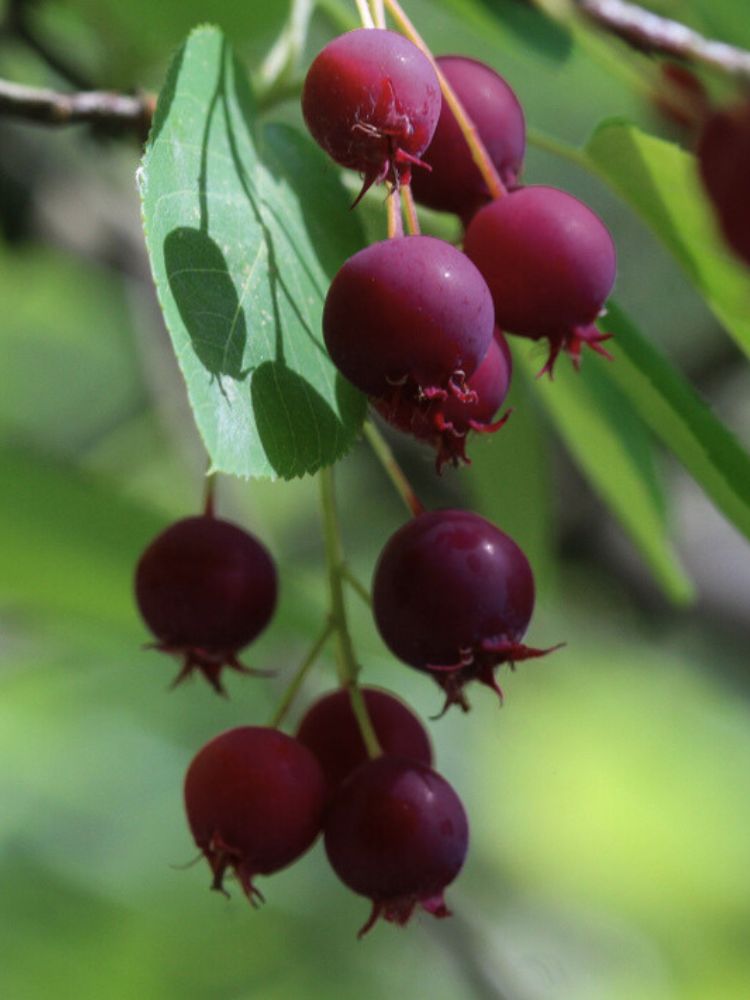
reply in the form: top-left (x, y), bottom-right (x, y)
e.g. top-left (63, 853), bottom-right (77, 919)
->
top-left (324, 235), bottom-right (494, 408)
top-left (324, 756), bottom-right (468, 936)
top-left (373, 509), bottom-right (560, 712)
top-left (698, 100), bottom-right (750, 267)
top-left (135, 515), bottom-right (277, 693)
top-left (411, 55), bottom-right (525, 221)
top-left (184, 727), bottom-right (326, 903)
top-left (464, 185), bottom-right (616, 375)
top-left (375, 329), bottom-right (512, 472)
top-left (296, 687), bottom-right (432, 800)
top-left (302, 29), bottom-right (441, 200)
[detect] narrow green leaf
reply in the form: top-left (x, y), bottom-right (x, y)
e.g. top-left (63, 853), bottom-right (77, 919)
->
top-left (602, 301), bottom-right (750, 542)
top-left (522, 348), bottom-right (694, 604)
top-left (140, 26), bottom-right (366, 480)
top-left (585, 119), bottom-right (750, 359)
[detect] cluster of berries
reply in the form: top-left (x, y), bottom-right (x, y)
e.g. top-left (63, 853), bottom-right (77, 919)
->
top-left (133, 16), bottom-right (614, 937)
top-left (303, 27), bottom-right (617, 471)
top-left (135, 498), bottom-right (556, 932)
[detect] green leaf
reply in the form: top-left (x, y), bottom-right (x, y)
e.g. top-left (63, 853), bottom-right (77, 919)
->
top-left (522, 348), bottom-right (694, 604)
top-left (140, 26), bottom-right (366, 480)
top-left (585, 119), bottom-right (750, 359)
top-left (601, 301), bottom-right (750, 542)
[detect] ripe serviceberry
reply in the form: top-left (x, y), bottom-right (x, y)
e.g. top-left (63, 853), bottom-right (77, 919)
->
top-left (324, 235), bottom-right (494, 415)
top-left (184, 727), bottom-right (326, 903)
top-left (374, 330), bottom-right (512, 472)
top-left (135, 515), bottom-right (277, 693)
top-left (302, 28), bottom-right (441, 202)
top-left (411, 55), bottom-right (525, 221)
top-left (297, 687), bottom-right (432, 799)
top-left (324, 756), bottom-right (468, 936)
top-left (698, 99), bottom-right (750, 267)
top-left (373, 509), bottom-right (560, 712)
top-left (464, 185), bottom-right (616, 374)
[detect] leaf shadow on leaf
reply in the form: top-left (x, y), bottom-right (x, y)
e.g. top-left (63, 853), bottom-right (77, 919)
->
top-left (164, 227), bottom-right (250, 381)
top-left (250, 363), bottom-right (355, 478)
top-left (148, 42), bottom-right (184, 146)
top-left (260, 123), bottom-right (364, 285)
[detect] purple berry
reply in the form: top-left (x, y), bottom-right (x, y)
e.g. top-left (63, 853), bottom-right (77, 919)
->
top-left (297, 686), bottom-right (432, 799)
top-left (411, 55), bottom-right (525, 221)
top-left (372, 509), bottom-right (560, 712)
top-left (135, 515), bottom-right (277, 693)
top-left (464, 185), bottom-right (616, 374)
top-left (374, 329), bottom-right (512, 472)
top-left (184, 727), bottom-right (326, 903)
top-left (698, 100), bottom-right (750, 267)
top-left (302, 28), bottom-right (441, 201)
top-left (323, 235), bottom-right (494, 411)
top-left (324, 755), bottom-right (468, 936)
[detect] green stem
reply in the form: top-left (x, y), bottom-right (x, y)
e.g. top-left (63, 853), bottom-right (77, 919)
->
top-left (382, 0), bottom-right (505, 199)
top-left (525, 126), bottom-right (591, 171)
top-left (319, 467), bottom-right (380, 757)
top-left (341, 564), bottom-right (373, 607)
top-left (363, 419), bottom-right (425, 517)
top-left (268, 621), bottom-right (334, 728)
top-left (203, 471), bottom-right (216, 517)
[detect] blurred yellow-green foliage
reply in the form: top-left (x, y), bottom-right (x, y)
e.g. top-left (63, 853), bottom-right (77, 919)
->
top-left (1, 1), bottom-right (749, 998)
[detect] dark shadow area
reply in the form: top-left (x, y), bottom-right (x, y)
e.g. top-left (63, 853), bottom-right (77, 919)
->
top-left (163, 227), bottom-right (249, 381)
top-left (260, 122), bottom-right (364, 285)
top-left (480, 0), bottom-right (572, 62)
top-left (148, 42), bottom-right (185, 145)
top-left (251, 361), bottom-right (352, 478)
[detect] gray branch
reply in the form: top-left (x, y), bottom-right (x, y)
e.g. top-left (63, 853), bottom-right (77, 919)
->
top-left (0, 78), bottom-right (155, 140)
top-left (578, 0), bottom-right (750, 79)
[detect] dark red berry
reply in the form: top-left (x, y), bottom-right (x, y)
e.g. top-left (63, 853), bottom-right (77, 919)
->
top-left (653, 62), bottom-right (709, 132)
top-left (302, 28), bottom-right (441, 202)
top-left (411, 55), bottom-right (525, 221)
top-left (373, 509), bottom-right (560, 712)
top-left (324, 755), bottom-right (468, 936)
top-left (463, 185), bottom-right (616, 374)
top-left (297, 687), bottom-right (432, 799)
top-left (698, 100), bottom-right (750, 267)
top-left (184, 727), bottom-right (326, 903)
top-left (135, 515), bottom-right (277, 693)
top-left (374, 329), bottom-right (512, 472)
top-left (323, 235), bottom-right (494, 410)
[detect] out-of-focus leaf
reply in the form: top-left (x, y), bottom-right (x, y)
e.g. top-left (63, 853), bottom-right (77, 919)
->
top-left (600, 301), bottom-right (750, 541)
top-left (585, 119), bottom-right (750, 359)
top-left (469, 362), bottom-right (557, 593)
top-left (57, 0), bottom-right (289, 85)
top-left (0, 247), bottom-right (141, 454)
top-left (0, 444), bottom-right (161, 629)
top-left (523, 348), bottom-right (693, 603)
top-left (140, 26), bottom-right (366, 480)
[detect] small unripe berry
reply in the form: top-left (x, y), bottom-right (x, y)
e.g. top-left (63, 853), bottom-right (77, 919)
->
top-left (324, 756), bottom-right (469, 936)
top-left (184, 727), bottom-right (326, 902)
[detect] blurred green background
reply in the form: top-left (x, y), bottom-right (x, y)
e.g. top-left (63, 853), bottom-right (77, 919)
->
top-left (1, 1), bottom-right (750, 998)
